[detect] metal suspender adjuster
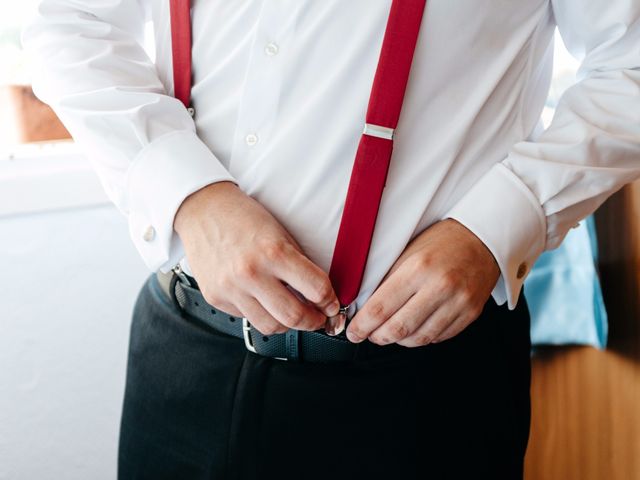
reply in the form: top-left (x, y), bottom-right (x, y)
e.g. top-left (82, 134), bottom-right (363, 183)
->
top-left (363, 123), bottom-right (394, 140)
top-left (171, 263), bottom-right (192, 286)
top-left (168, 264), bottom-right (192, 310)
top-left (187, 106), bottom-right (195, 118)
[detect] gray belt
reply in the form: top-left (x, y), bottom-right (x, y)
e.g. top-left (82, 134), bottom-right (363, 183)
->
top-left (156, 270), bottom-right (405, 363)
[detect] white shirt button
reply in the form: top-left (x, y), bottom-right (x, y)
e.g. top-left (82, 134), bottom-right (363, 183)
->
top-left (245, 133), bottom-right (259, 146)
top-left (264, 42), bottom-right (279, 56)
top-left (143, 225), bottom-right (156, 242)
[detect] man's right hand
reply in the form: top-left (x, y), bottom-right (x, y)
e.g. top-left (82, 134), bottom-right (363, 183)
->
top-left (174, 181), bottom-right (340, 335)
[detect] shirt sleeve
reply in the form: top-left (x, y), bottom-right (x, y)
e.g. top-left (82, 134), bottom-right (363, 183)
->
top-left (445, 0), bottom-right (640, 309)
top-left (22, 0), bottom-right (237, 272)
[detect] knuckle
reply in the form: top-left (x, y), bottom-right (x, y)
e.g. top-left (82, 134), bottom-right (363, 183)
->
top-left (263, 240), bottom-right (287, 262)
top-left (217, 274), bottom-right (234, 291)
top-left (254, 322), bottom-right (280, 336)
top-left (235, 258), bottom-right (259, 280)
top-left (311, 277), bottom-right (333, 302)
top-left (201, 287), bottom-right (222, 307)
top-left (411, 254), bottom-right (432, 273)
top-left (415, 333), bottom-right (434, 346)
top-left (458, 287), bottom-right (475, 305)
top-left (365, 302), bottom-right (386, 323)
top-left (281, 305), bottom-right (306, 327)
top-left (436, 271), bottom-right (458, 293)
top-left (389, 322), bottom-right (410, 340)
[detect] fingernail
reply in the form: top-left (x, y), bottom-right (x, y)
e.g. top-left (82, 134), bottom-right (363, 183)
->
top-left (325, 301), bottom-right (340, 317)
top-left (370, 335), bottom-right (390, 346)
top-left (346, 330), bottom-right (363, 343)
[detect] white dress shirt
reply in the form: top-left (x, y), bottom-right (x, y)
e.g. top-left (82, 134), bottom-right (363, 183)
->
top-left (23, 0), bottom-right (640, 310)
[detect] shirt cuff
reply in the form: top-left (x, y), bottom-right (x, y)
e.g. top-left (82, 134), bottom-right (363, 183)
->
top-left (444, 163), bottom-right (546, 309)
top-left (125, 130), bottom-right (237, 272)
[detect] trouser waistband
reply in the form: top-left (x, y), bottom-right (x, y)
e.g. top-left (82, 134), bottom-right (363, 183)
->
top-left (156, 270), bottom-right (407, 363)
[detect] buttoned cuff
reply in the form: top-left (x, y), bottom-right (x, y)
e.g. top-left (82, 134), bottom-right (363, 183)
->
top-left (444, 163), bottom-right (546, 309)
top-left (125, 130), bottom-right (237, 272)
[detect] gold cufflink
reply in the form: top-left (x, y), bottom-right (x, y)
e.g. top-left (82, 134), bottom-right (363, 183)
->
top-left (516, 262), bottom-right (528, 279)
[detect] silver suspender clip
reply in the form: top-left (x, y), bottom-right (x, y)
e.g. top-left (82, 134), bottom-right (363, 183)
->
top-left (172, 263), bottom-right (192, 287)
top-left (187, 106), bottom-right (195, 118)
top-left (324, 302), bottom-right (357, 336)
top-left (168, 263), bottom-right (192, 309)
top-left (363, 123), bottom-right (395, 140)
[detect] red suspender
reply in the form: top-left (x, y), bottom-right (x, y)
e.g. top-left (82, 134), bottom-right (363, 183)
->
top-left (170, 1), bottom-right (427, 308)
top-left (329, 1), bottom-right (427, 306)
top-left (170, 0), bottom-right (193, 109)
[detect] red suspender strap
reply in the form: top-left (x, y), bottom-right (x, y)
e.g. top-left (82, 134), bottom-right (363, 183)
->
top-left (169, 1), bottom-right (427, 308)
top-left (329, 0), bottom-right (427, 306)
top-left (170, 0), bottom-right (193, 109)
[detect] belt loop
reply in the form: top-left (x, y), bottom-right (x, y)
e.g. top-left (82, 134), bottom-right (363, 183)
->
top-left (285, 329), bottom-right (300, 361)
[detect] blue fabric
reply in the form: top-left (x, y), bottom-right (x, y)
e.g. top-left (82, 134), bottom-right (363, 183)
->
top-left (523, 215), bottom-right (608, 348)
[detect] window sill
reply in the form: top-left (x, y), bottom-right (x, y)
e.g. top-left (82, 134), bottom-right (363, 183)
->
top-left (0, 141), bottom-right (110, 217)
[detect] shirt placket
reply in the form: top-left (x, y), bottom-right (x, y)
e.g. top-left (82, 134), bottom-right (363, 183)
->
top-left (229, 1), bottom-right (298, 175)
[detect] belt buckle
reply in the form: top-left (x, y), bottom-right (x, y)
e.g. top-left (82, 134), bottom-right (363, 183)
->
top-left (242, 317), bottom-right (257, 353)
top-left (242, 317), bottom-right (288, 361)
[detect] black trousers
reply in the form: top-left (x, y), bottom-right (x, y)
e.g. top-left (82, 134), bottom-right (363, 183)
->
top-left (118, 274), bottom-right (531, 480)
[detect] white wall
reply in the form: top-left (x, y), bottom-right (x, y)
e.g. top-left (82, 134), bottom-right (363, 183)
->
top-left (0, 148), bottom-right (149, 480)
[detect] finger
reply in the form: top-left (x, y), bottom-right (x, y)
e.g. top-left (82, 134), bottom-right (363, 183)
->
top-left (396, 302), bottom-right (458, 348)
top-left (201, 296), bottom-right (244, 318)
top-left (432, 302), bottom-right (483, 343)
top-left (253, 277), bottom-right (327, 331)
top-left (431, 314), bottom-right (469, 344)
top-left (270, 248), bottom-right (340, 317)
top-left (346, 272), bottom-right (415, 343)
top-left (196, 288), bottom-right (244, 318)
top-left (367, 290), bottom-right (442, 346)
top-left (236, 295), bottom-right (288, 336)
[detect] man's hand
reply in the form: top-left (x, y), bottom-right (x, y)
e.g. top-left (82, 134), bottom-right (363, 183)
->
top-left (346, 219), bottom-right (500, 347)
top-left (174, 182), bottom-right (340, 335)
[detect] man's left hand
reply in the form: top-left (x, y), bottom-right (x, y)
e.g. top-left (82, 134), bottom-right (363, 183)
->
top-left (345, 219), bottom-right (500, 347)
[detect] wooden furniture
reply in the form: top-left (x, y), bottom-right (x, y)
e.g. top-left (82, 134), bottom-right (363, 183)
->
top-left (525, 183), bottom-right (640, 479)
top-left (0, 85), bottom-right (71, 144)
